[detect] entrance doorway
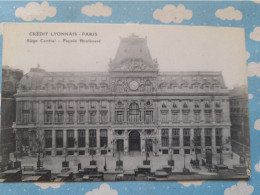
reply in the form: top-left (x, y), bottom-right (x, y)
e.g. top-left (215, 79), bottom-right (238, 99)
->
top-left (129, 130), bottom-right (141, 151)
top-left (116, 139), bottom-right (124, 152)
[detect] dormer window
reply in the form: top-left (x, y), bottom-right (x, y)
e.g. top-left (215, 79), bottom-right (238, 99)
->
top-left (57, 101), bottom-right (63, 109)
top-left (205, 101), bottom-right (210, 108)
top-left (215, 101), bottom-right (221, 108)
top-left (162, 102), bottom-right (167, 108)
top-left (194, 101), bottom-right (200, 108)
top-left (47, 101), bottom-right (52, 109)
top-left (172, 102), bottom-right (177, 108)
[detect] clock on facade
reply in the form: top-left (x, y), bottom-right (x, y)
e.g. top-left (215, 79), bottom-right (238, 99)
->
top-left (129, 80), bottom-right (139, 91)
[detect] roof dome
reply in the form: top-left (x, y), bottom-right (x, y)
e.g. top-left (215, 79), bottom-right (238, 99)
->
top-left (19, 67), bottom-right (46, 91)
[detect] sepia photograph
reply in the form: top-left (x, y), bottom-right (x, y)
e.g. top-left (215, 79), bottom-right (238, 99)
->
top-left (0, 23), bottom-right (250, 182)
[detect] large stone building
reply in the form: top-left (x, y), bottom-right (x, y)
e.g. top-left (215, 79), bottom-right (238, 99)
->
top-left (12, 34), bottom-right (232, 158)
top-left (1, 66), bottom-right (23, 170)
top-left (229, 86), bottom-right (250, 155)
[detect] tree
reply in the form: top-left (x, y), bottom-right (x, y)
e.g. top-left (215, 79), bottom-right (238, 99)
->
top-left (192, 136), bottom-right (200, 168)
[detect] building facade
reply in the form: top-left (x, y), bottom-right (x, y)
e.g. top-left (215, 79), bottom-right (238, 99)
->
top-left (229, 86), bottom-right (250, 156)
top-left (12, 35), bottom-right (232, 158)
top-left (1, 66), bottom-right (23, 169)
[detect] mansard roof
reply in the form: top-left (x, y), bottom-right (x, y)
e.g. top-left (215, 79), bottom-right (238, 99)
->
top-left (108, 34), bottom-right (158, 72)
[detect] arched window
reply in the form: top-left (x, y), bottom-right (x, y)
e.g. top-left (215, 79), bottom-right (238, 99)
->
top-left (128, 103), bottom-right (141, 122)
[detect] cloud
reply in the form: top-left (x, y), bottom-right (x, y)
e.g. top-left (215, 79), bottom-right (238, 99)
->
top-left (81, 2), bottom-right (112, 17)
top-left (85, 184), bottom-right (117, 195)
top-left (224, 181), bottom-right (254, 195)
top-left (254, 119), bottom-right (260, 130)
top-left (15, 2), bottom-right (56, 21)
top-left (153, 4), bottom-right (192, 24)
top-left (215, 7), bottom-right (242, 21)
top-left (255, 160), bottom-right (260, 172)
top-left (246, 51), bottom-right (250, 60)
top-left (250, 27), bottom-right (260, 41)
top-left (247, 62), bottom-right (260, 77)
top-left (248, 94), bottom-right (253, 99)
top-left (34, 183), bottom-right (64, 189)
top-left (177, 180), bottom-right (204, 187)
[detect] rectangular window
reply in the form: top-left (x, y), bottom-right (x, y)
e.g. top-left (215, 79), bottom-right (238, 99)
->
top-left (46, 101), bottom-right (52, 109)
top-left (78, 129), bottom-right (85, 148)
top-left (194, 111), bottom-right (201, 123)
top-left (56, 130), bottom-right (63, 148)
top-left (205, 110), bottom-right (211, 123)
top-left (100, 111), bottom-right (108, 123)
top-left (57, 101), bottom-right (63, 109)
top-left (90, 101), bottom-right (96, 108)
top-left (21, 130), bottom-right (29, 146)
top-left (78, 112), bottom-right (85, 123)
top-left (205, 128), bottom-right (212, 146)
top-left (116, 111), bottom-right (124, 123)
top-left (68, 112), bottom-right (74, 124)
top-left (144, 111), bottom-right (153, 123)
top-left (89, 111), bottom-right (96, 124)
top-left (172, 128), bottom-right (180, 146)
top-left (183, 128), bottom-right (190, 146)
top-left (194, 128), bottom-right (201, 146)
top-left (56, 112), bottom-right (64, 123)
top-left (171, 111), bottom-right (179, 123)
top-left (161, 129), bottom-right (169, 147)
top-left (67, 130), bottom-right (74, 148)
top-left (101, 101), bottom-right (107, 108)
top-left (44, 130), bottom-right (52, 148)
top-left (23, 101), bottom-right (29, 110)
top-left (45, 112), bottom-right (53, 123)
top-left (100, 129), bottom-right (108, 147)
top-left (215, 110), bottom-right (222, 123)
top-left (161, 111), bottom-right (168, 123)
top-left (182, 111), bottom-right (190, 123)
top-left (22, 112), bottom-right (29, 124)
top-left (79, 101), bottom-right (85, 109)
top-left (216, 128), bottom-right (222, 146)
top-left (89, 129), bottom-right (97, 147)
top-left (68, 101), bottom-right (74, 109)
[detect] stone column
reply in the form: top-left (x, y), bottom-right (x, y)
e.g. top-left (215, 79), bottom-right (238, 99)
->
top-left (107, 128), bottom-right (112, 149)
top-left (85, 129), bottom-right (89, 155)
top-left (169, 128), bottom-right (172, 148)
top-left (63, 129), bottom-right (67, 150)
top-left (141, 136), bottom-right (145, 154)
top-left (179, 128), bottom-right (184, 149)
top-left (75, 129), bottom-right (78, 155)
top-left (38, 101), bottom-right (45, 124)
top-left (96, 129), bottom-right (100, 154)
top-left (201, 128), bottom-right (205, 155)
top-left (212, 128), bottom-right (216, 154)
top-left (52, 130), bottom-right (56, 156)
top-left (124, 137), bottom-right (128, 154)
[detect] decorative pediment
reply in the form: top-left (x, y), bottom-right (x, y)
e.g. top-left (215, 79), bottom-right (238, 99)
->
top-left (109, 59), bottom-right (158, 72)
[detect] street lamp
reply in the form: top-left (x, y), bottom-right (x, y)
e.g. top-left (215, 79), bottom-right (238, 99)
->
top-left (152, 138), bottom-right (158, 156)
top-left (111, 139), bottom-right (116, 157)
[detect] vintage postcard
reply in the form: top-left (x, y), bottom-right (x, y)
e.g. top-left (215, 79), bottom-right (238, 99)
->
top-left (0, 23), bottom-right (250, 182)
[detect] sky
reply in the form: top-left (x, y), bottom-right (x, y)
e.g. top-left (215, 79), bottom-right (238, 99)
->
top-left (3, 23), bottom-right (247, 89)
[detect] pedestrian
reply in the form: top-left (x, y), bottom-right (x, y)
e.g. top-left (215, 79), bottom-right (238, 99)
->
top-left (78, 163), bottom-right (81, 171)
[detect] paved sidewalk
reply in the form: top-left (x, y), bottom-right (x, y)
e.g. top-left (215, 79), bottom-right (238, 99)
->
top-left (11, 152), bottom-right (241, 174)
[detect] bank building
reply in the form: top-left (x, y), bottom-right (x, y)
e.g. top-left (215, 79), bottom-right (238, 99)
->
top-left (13, 34), bottom-right (232, 159)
